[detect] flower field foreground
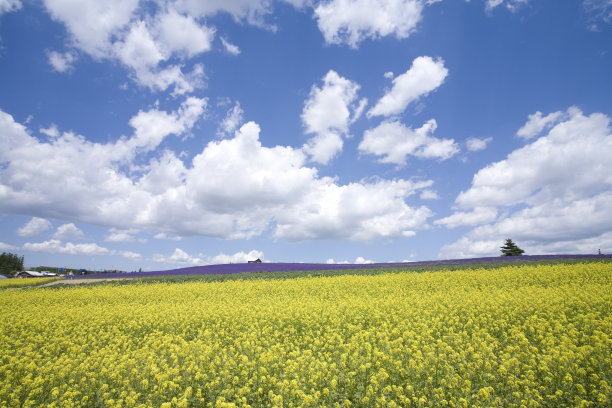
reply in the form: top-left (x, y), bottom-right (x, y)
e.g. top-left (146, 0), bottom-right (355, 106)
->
top-left (0, 277), bottom-right (60, 290)
top-left (1, 263), bottom-right (610, 407)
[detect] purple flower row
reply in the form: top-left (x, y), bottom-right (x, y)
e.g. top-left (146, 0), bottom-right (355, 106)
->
top-left (83, 254), bottom-right (611, 279)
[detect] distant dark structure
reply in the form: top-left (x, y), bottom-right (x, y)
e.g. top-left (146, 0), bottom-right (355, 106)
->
top-left (248, 258), bottom-right (262, 263)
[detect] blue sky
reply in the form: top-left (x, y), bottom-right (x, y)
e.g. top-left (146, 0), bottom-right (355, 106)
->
top-left (1, 0), bottom-right (611, 271)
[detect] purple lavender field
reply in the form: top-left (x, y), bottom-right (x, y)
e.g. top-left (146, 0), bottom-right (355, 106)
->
top-left (85, 254), bottom-right (611, 279)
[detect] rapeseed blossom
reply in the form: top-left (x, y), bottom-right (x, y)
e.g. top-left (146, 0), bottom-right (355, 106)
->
top-left (0, 263), bottom-right (610, 407)
top-left (0, 277), bottom-right (59, 289)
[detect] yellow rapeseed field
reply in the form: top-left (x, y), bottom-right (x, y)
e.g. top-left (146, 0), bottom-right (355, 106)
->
top-left (0, 277), bottom-right (60, 290)
top-left (0, 263), bottom-right (610, 407)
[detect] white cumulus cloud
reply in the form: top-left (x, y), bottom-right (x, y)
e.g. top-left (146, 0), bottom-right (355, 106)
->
top-left (0, 98), bottom-right (205, 226)
top-left (154, 9), bottom-right (215, 58)
top-left (434, 207), bottom-right (498, 229)
top-left (42, 0), bottom-right (139, 57)
top-left (152, 248), bottom-right (203, 265)
top-left (516, 110), bottom-right (564, 139)
top-left (359, 119), bottom-right (459, 165)
top-left (326, 256), bottom-right (374, 264)
top-left (419, 189), bottom-right (439, 200)
top-left (485, 0), bottom-right (529, 13)
top-left (220, 37), bottom-right (241, 55)
top-left (208, 250), bottom-right (264, 264)
top-left (153, 232), bottom-right (182, 241)
top-left (173, 0), bottom-right (275, 27)
top-left (47, 50), bottom-right (77, 73)
top-left (302, 70), bottom-right (367, 164)
top-left (17, 217), bottom-right (52, 237)
top-left (274, 177), bottom-right (434, 241)
top-left (153, 248), bottom-right (264, 266)
top-left (41, 0), bottom-right (214, 95)
top-left (40, 124), bottom-right (60, 138)
top-left (456, 108), bottom-right (610, 209)
top-left (119, 250), bottom-right (142, 261)
top-left (314, 0), bottom-right (427, 48)
top-left (465, 136), bottom-right (492, 152)
top-left (1, 106), bottom-right (435, 242)
top-left (0, 241), bottom-right (19, 251)
top-left (53, 223), bottom-right (84, 240)
top-left (368, 56), bottom-right (448, 118)
top-left (0, 0), bottom-right (21, 15)
top-left (105, 228), bottom-right (144, 243)
top-left (439, 107), bottom-right (612, 258)
top-left (23, 239), bottom-right (111, 256)
top-left (218, 101), bottom-right (244, 136)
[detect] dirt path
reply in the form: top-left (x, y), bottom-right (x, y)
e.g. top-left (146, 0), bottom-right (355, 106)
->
top-left (40, 277), bottom-right (136, 287)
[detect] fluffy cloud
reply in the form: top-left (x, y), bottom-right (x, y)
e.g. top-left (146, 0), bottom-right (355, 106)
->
top-left (153, 248), bottom-right (264, 266)
top-left (274, 178), bottom-right (434, 241)
top-left (434, 207), bottom-right (498, 229)
top-left (153, 232), bottom-right (182, 241)
top-left (302, 70), bottom-right (367, 164)
top-left (41, 0), bottom-right (214, 95)
top-left (23, 239), bottom-right (111, 256)
top-left (465, 136), bottom-right (492, 152)
top-left (516, 110), bottom-right (564, 139)
top-left (456, 108), bottom-right (610, 208)
top-left (218, 102), bottom-right (244, 136)
top-left (119, 250), bottom-right (142, 261)
top-left (105, 228), bottom-right (145, 243)
top-left (37, 1), bottom-right (446, 93)
top-left (207, 250), bottom-right (264, 264)
top-left (368, 56), bottom-right (448, 118)
top-left (0, 242), bottom-right (18, 251)
top-left (419, 189), bottom-right (439, 200)
top-left (326, 256), bottom-right (374, 264)
top-left (314, 0), bottom-right (427, 48)
top-left (112, 18), bottom-right (210, 94)
top-left (485, 0), bottom-right (529, 13)
top-left (153, 248), bottom-right (203, 265)
top-left (173, 0), bottom-right (275, 27)
top-left (47, 50), bottom-right (77, 73)
top-left (154, 9), bottom-right (215, 58)
top-left (40, 124), bottom-right (60, 138)
top-left (128, 96), bottom-right (207, 152)
top-left (220, 37), bottom-right (241, 55)
top-left (21, 235), bottom-right (142, 259)
top-left (0, 106), bottom-right (435, 242)
top-left (17, 218), bottom-right (52, 237)
top-left (42, 0), bottom-right (139, 56)
top-left (0, 0), bottom-right (21, 15)
top-left (53, 223), bottom-right (84, 240)
top-left (0, 98), bottom-right (205, 223)
top-left (113, 21), bottom-right (166, 71)
top-left (439, 194), bottom-right (612, 258)
top-left (302, 131), bottom-right (344, 165)
top-left (439, 108), bottom-right (612, 258)
top-left (359, 119), bottom-right (459, 165)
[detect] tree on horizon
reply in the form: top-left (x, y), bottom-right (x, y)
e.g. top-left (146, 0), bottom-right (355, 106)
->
top-left (500, 238), bottom-right (525, 256)
top-left (0, 252), bottom-right (24, 275)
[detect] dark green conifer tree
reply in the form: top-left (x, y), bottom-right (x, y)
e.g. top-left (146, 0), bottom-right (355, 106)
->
top-left (500, 239), bottom-right (525, 256)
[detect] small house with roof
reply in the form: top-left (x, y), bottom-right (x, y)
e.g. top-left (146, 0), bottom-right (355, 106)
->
top-left (15, 270), bottom-right (46, 279)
